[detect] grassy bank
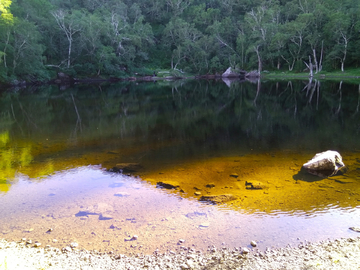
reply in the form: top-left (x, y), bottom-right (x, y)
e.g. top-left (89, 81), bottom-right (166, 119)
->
top-left (263, 68), bottom-right (360, 83)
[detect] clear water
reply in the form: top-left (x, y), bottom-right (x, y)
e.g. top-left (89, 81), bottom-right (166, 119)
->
top-left (0, 79), bottom-right (359, 254)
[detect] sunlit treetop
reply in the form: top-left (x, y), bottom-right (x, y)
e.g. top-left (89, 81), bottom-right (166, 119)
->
top-left (0, 0), bottom-right (13, 23)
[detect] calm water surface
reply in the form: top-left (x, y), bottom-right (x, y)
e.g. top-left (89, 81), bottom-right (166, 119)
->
top-left (0, 79), bottom-right (359, 254)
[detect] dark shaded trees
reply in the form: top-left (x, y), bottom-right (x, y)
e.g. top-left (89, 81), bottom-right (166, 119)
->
top-left (1, 0), bottom-right (360, 82)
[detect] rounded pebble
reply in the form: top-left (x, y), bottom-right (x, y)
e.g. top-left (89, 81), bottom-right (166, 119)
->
top-left (0, 237), bottom-right (360, 269)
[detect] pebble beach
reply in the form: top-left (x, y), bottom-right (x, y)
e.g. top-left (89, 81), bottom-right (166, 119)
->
top-left (1, 236), bottom-right (360, 270)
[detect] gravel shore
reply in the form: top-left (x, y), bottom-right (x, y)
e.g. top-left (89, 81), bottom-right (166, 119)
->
top-left (1, 236), bottom-right (360, 270)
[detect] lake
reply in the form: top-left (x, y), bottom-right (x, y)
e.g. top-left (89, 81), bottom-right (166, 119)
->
top-left (0, 78), bottom-right (359, 255)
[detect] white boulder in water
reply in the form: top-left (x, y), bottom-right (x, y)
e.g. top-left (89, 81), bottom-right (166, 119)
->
top-left (302, 150), bottom-right (345, 172)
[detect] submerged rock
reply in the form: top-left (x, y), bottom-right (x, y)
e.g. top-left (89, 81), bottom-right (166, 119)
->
top-left (185, 211), bottom-right (207, 219)
top-left (245, 181), bottom-right (267, 190)
top-left (302, 150), bottom-right (345, 177)
top-left (199, 194), bottom-right (237, 204)
top-left (156, 181), bottom-right (180, 189)
top-left (76, 203), bottom-right (114, 220)
top-left (112, 163), bottom-right (142, 173)
top-left (99, 214), bottom-right (113, 220)
top-left (114, 192), bottom-right (130, 197)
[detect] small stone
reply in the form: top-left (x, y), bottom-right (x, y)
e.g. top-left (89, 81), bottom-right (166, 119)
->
top-left (132, 235), bottom-right (138, 240)
top-left (242, 247), bottom-right (250, 254)
top-left (179, 239), bottom-right (185, 244)
top-left (251, 241), bottom-right (257, 247)
top-left (349, 227), bottom-right (360, 232)
top-left (124, 237), bottom-right (133, 241)
top-left (47, 228), bottom-right (53, 233)
top-left (62, 246), bottom-right (72, 253)
top-left (186, 260), bottom-right (194, 268)
top-left (26, 240), bottom-right (32, 244)
top-left (205, 183), bottom-right (215, 188)
top-left (194, 192), bottom-right (201, 196)
top-left (70, 242), bottom-right (78, 248)
top-left (180, 263), bottom-right (189, 269)
top-left (199, 222), bottom-right (210, 228)
top-left (109, 181), bottom-right (125, 188)
top-left (245, 181), bottom-right (267, 190)
top-left (34, 242), bottom-right (41, 247)
top-left (335, 179), bottom-right (354, 184)
top-left (230, 173), bottom-right (239, 178)
top-left (114, 192), bottom-right (130, 197)
top-left (109, 224), bottom-right (121, 230)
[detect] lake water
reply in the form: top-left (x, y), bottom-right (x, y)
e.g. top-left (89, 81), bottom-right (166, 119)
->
top-left (0, 79), bottom-right (360, 255)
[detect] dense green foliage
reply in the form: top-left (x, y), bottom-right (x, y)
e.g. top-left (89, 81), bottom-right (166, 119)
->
top-left (0, 0), bottom-right (359, 82)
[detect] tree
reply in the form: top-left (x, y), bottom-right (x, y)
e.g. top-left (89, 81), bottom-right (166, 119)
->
top-left (2, 0), bottom-right (360, 81)
top-left (78, 12), bottom-right (105, 74)
top-left (282, 14), bottom-right (311, 71)
top-left (51, 9), bottom-right (84, 68)
top-left (325, 11), bottom-right (355, 72)
top-left (102, 2), bottom-right (154, 69)
top-left (206, 17), bottom-right (240, 70)
top-left (245, 1), bottom-right (281, 73)
top-left (163, 18), bottom-right (202, 71)
top-left (10, 19), bottom-right (45, 77)
top-left (0, 0), bottom-right (13, 67)
top-left (0, 0), bottom-right (13, 23)
top-left (166, 0), bottom-right (193, 17)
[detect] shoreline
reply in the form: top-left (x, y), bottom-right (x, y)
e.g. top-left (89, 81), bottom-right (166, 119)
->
top-left (4, 70), bottom-right (360, 91)
top-left (1, 236), bottom-right (360, 269)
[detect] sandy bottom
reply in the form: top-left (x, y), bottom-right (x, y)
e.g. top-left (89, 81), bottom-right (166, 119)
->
top-left (0, 151), bottom-right (360, 256)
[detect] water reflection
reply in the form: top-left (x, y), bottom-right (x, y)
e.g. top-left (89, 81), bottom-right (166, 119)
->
top-left (0, 80), bottom-right (360, 253)
top-left (0, 131), bottom-right (34, 192)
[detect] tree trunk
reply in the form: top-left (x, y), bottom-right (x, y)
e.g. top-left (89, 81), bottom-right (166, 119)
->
top-left (313, 49), bottom-right (318, 74)
top-left (254, 45), bottom-right (262, 74)
top-left (340, 33), bottom-right (348, 72)
top-left (2, 30), bottom-right (10, 68)
top-left (304, 55), bottom-right (313, 78)
top-left (67, 39), bottom-right (72, 68)
top-left (319, 41), bottom-right (324, 72)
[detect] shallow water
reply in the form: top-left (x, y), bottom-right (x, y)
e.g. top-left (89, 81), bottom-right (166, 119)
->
top-left (0, 79), bottom-right (360, 254)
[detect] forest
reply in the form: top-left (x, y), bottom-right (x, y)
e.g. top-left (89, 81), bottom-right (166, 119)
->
top-left (0, 0), bottom-right (359, 83)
